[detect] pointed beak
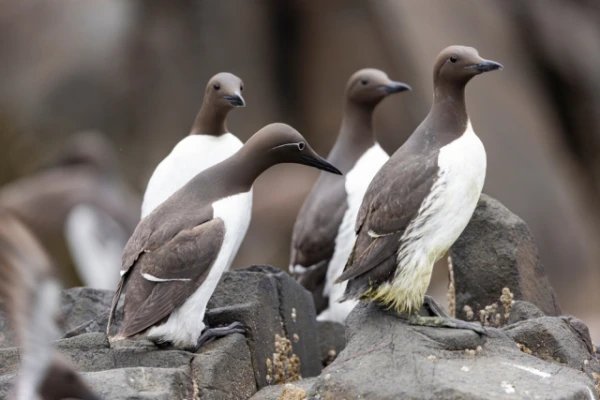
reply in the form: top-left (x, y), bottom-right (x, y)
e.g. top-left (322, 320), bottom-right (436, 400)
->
top-left (379, 81), bottom-right (412, 94)
top-left (300, 149), bottom-right (342, 175)
top-left (224, 91), bottom-right (245, 107)
top-left (467, 59), bottom-right (503, 73)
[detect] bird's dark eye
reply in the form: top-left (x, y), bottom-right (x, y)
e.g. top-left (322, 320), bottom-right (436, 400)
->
top-left (297, 141), bottom-right (305, 151)
top-left (450, 56), bottom-right (458, 63)
top-left (213, 83), bottom-right (220, 90)
top-left (361, 79), bottom-right (368, 85)
top-left (240, 84), bottom-right (244, 91)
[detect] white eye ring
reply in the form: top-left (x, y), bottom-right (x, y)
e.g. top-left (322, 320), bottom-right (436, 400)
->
top-left (297, 142), bottom-right (305, 151)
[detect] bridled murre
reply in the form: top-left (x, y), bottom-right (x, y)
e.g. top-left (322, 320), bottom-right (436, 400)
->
top-left (290, 69), bottom-right (411, 322)
top-left (141, 72), bottom-right (248, 218)
top-left (336, 46), bottom-right (502, 332)
top-left (108, 123), bottom-right (341, 351)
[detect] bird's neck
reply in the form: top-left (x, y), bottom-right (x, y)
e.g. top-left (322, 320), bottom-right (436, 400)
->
top-left (220, 146), bottom-right (272, 192)
top-left (190, 101), bottom-right (229, 136)
top-left (429, 81), bottom-right (469, 136)
top-left (328, 100), bottom-right (376, 172)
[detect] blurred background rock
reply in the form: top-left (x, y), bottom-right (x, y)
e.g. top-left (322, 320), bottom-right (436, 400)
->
top-left (0, 0), bottom-right (598, 339)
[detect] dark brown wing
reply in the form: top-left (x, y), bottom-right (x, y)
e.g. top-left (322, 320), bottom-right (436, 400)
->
top-left (290, 172), bottom-right (347, 270)
top-left (337, 152), bottom-right (439, 284)
top-left (108, 196), bottom-right (214, 335)
top-left (119, 218), bottom-right (224, 337)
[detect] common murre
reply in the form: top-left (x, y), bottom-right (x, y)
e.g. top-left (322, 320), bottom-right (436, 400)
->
top-left (336, 46), bottom-right (502, 332)
top-left (108, 123), bottom-right (342, 350)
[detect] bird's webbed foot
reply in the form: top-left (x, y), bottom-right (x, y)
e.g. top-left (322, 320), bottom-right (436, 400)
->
top-left (194, 321), bottom-right (245, 351)
top-left (406, 295), bottom-right (486, 335)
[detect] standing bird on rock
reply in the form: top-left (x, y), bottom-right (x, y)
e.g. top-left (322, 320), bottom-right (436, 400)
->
top-left (108, 123), bottom-right (341, 351)
top-left (290, 69), bottom-right (411, 322)
top-left (336, 46), bottom-right (502, 332)
top-left (0, 210), bottom-right (99, 400)
top-left (141, 72), bottom-right (248, 218)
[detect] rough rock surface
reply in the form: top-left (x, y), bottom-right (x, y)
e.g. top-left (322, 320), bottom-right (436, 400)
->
top-left (207, 265), bottom-right (321, 388)
top-left (61, 286), bottom-right (124, 337)
top-left (308, 301), bottom-right (598, 400)
top-left (506, 300), bottom-right (546, 324)
top-left (450, 194), bottom-right (562, 320)
top-left (249, 378), bottom-right (317, 400)
top-left (505, 316), bottom-right (600, 376)
top-left (317, 321), bottom-right (345, 367)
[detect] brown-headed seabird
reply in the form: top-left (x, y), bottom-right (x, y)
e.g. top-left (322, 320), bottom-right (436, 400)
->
top-left (0, 131), bottom-right (140, 290)
top-left (336, 46), bottom-right (502, 332)
top-left (141, 72), bottom-right (248, 218)
top-left (290, 69), bottom-right (411, 322)
top-left (108, 123), bottom-right (341, 351)
top-left (0, 210), bottom-right (99, 400)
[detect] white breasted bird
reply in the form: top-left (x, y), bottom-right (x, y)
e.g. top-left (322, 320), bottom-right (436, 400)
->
top-left (336, 46), bottom-right (502, 332)
top-left (290, 69), bottom-right (411, 323)
top-left (141, 72), bottom-right (249, 219)
top-left (108, 123), bottom-right (341, 351)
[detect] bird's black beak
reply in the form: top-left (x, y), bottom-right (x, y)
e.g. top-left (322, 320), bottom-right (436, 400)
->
top-left (379, 81), bottom-right (412, 94)
top-left (467, 59), bottom-right (503, 73)
top-left (224, 93), bottom-right (245, 107)
top-left (300, 155), bottom-right (342, 175)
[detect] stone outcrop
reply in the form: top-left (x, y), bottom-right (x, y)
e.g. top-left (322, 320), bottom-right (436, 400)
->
top-left (0, 266), bottom-right (321, 399)
top-left (306, 301), bottom-right (598, 400)
top-left (450, 194), bottom-right (562, 320)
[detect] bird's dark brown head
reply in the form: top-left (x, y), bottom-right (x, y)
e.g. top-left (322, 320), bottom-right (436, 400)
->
top-left (345, 68), bottom-right (411, 107)
top-left (205, 72), bottom-right (245, 108)
top-left (240, 123), bottom-right (342, 176)
top-left (433, 46), bottom-right (503, 87)
top-left (39, 356), bottom-right (101, 400)
top-left (192, 72), bottom-right (245, 135)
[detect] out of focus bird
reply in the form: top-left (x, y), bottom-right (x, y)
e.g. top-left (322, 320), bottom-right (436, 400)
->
top-left (290, 69), bottom-right (411, 322)
top-left (141, 72), bottom-right (249, 219)
top-left (0, 210), bottom-right (100, 400)
top-left (336, 46), bottom-right (502, 332)
top-left (0, 130), bottom-right (140, 290)
top-left (108, 123), bottom-right (341, 351)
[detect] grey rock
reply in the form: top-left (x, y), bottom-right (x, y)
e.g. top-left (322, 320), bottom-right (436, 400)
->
top-left (192, 333), bottom-right (257, 400)
top-left (0, 367), bottom-right (191, 400)
top-left (317, 321), bottom-right (345, 366)
top-left (507, 300), bottom-right (545, 324)
top-left (207, 265), bottom-right (321, 389)
top-left (0, 374), bottom-right (14, 399)
top-left (84, 367), bottom-right (192, 400)
top-left (450, 194), bottom-right (561, 320)
top-left (0, 333), bottom-right (194, 374)
top-left (504, 316), bottom-right (600, 376)
top-left (60, 287), bottom-right (123, 337)
top-left (0, 347), bottom-right (19, 376)
top-left (0, 303), bottom-right (16, 348)
top-left (308, 301), bottom-right (596, 400)
top-left (249, 378), bottom-right (317, 400)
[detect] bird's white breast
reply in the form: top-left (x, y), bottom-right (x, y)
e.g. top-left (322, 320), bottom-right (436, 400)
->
top-left (64, 204), bottom-right (125, 290)
top-left (318, 143), bottom-right (389, 322)
top-left (145, 190), bottom-right (252, 348)
top-left (388, 121), bottom-right (486, 312)
top-left (141, 133), bottom-right (243, 218)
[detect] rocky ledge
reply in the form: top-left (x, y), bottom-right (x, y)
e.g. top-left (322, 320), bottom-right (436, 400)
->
top-left (0, 194), bottom-right (598, 399)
